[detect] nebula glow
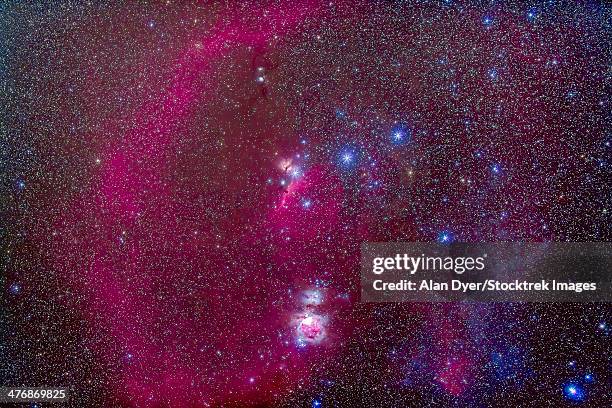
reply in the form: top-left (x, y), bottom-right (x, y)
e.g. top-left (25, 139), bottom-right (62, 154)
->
top-left (2, 1), bottom-right (610, 407)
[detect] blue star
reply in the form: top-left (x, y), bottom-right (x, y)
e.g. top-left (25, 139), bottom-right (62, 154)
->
top-left (584, 373), bottom-right (594, 383)
top-left (16, 179), bottom-right (26, 191)
top-left (390, 124), bottom-right (411, 145)
top-left (301, 198), bottom-right (312, 209)
top-left (488, 68), bottom-right (499, 81)
top-left (289, 167), bottom-right (302, 179)
top-left (563, 383), bottom-right (585, 402)
top-left (491, 163), bottom-right (501, 174)
top-left (437, 231), bottom-right (453, 244)
top-left (526, 8), bottom-right (538, 22)
top-left (322, 379), bottom-right (334, 387)
top-left (9, 283), bottom-right (21, 295)
top-left (338, 148), bottom-right (357, 169)
top-left (312, 399), bottom-right (322, 408)
top-left (483, 15), bottom-right (493, 27)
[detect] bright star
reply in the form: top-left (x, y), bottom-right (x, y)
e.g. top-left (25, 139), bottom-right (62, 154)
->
top-left (438, 231), bottom-right (453, 244)
top-left (526, 8), bottom-right (538, 22)
top-left (338, 148), bottom-right (358, 169)
top-left (563, 383), bottom-right (585, 401)
top-left (301, 198), bottom-right (312, 209)
top-left (390, 124), bottom-right (411, 145)
top-left (488, 68), bottom-right (499, 81)
top-left (290, 167), bottom-right (302, 179)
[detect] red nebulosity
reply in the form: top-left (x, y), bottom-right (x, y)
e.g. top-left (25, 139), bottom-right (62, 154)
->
top-left (51, 2), bottom-right (336, 407)
top-left (429, 307), bottom-right (478, 396)
top-left (300, 316), bottom-right (322, 339)
top-left (270, 165), bottom-right (343, 241)
top-left (436, 356), bottom-right (474, 396)
top-left (25, 1), bottom-right (605, 406)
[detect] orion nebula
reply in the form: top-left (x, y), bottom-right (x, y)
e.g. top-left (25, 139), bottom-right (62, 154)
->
top-left (1, 1), bottom-right (610, 407)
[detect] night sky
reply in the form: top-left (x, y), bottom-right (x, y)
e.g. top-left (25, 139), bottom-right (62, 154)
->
top-left (1, 1), bottom-right (610, 407)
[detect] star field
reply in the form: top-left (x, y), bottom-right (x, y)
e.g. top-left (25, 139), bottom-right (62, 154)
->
top-left (1, 1), bottom-right (610, 407)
